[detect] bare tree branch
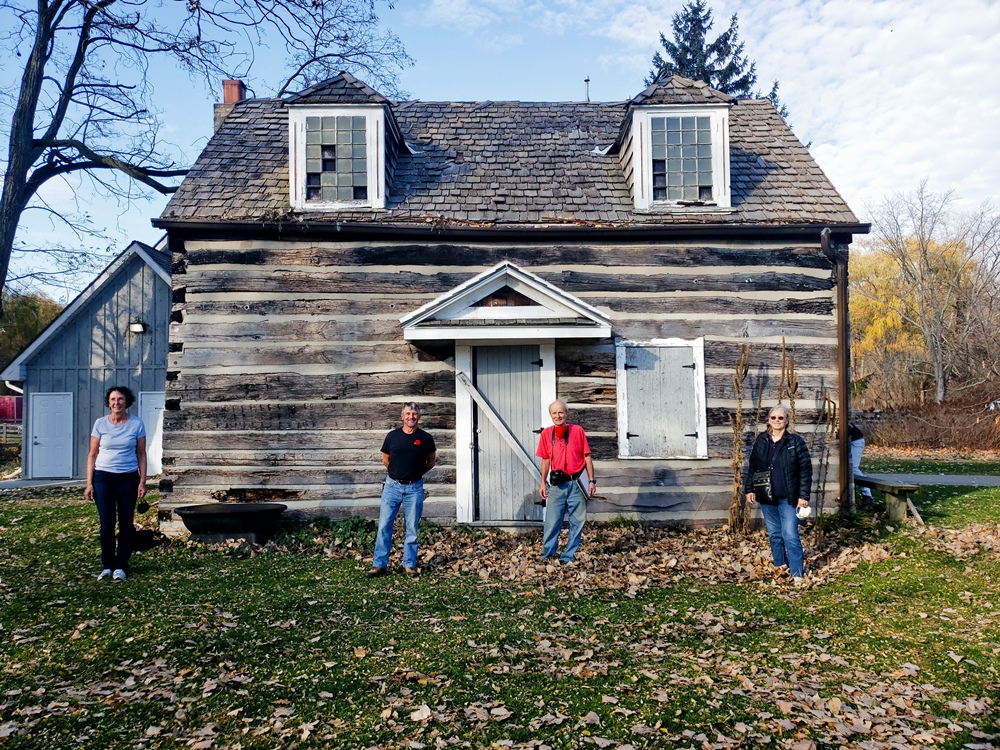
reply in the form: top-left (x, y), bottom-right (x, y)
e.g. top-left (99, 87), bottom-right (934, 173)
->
top-left (854, 179), bottom-right (1000, 405)
top-left (0, 0), bottom-right (412, 305)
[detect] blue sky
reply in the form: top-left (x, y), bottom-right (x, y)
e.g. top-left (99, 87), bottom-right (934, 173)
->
top-left (9, 0), bottom-right (1000, 300)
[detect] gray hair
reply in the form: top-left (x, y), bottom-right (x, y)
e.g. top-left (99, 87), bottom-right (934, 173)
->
top-left (767, 404), bottom-right (792, 434)
top-left (401, 402), bottom-right (422, 414)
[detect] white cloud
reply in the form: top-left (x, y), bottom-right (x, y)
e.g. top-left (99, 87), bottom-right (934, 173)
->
top-left (411, 0), bottom-right (505, 33)
top-left (590, 0), bottom-right (1000, 213)
top-left (742, 0), bottom-right (1000, 214)
top-left (19, 0), bottom-right (1000, 297)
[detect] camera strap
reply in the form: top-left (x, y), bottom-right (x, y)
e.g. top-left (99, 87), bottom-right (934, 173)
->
top-left (551, 424), bottom-right (573, 471)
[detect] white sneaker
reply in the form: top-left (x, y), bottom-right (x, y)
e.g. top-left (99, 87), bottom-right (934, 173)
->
top-left (792, 576), bottom-right (806, 587)
top-left (97, 569), bottom-right (112, 580)
top-left (112, 569), bottom-right (126, 582)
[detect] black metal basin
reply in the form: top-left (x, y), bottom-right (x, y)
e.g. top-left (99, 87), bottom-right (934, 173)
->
top-left (175, 502), bottom-right (287, 543)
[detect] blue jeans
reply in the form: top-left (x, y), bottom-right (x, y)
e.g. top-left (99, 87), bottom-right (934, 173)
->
top-left (758, 500), bottom-right (804, 577)
top-left (372, 477), bottom-right (424, 569)
top-left (93, 469), bottom-right (139, 570)
top-left (542, 480), bottom-right (586, 562)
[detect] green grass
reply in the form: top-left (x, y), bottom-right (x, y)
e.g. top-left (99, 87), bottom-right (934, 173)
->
top-left (903, 484), bottom-right (1000, 525)
top-left (862, 455), bottom-right (1000, 475)
top-left (1, 488), bottom-right (998, 749)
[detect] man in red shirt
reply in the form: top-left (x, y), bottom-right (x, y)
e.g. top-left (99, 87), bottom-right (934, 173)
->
top-left (536, 400), bottom-right (595, 563)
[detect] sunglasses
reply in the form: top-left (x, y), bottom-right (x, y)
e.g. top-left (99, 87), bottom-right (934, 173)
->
top-left (769, 416), bottom-right (786, 421)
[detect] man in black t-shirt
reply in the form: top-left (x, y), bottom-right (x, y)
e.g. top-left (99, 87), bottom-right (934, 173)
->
top-left (367, 403), bottom-right (437, 579)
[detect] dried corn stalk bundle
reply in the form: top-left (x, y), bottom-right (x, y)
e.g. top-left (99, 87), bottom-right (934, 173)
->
top-left (728, 345), bottom-right (751, 533)
top-left (810, 389), bottom-right (838, 536)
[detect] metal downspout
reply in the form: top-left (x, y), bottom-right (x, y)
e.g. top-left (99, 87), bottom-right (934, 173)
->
top-left (821, 228), bottom-right (851, 512)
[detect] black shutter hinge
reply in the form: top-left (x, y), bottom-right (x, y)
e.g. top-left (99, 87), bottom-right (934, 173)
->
top-left (531, 359), bottom-right (543, 367)
top-left (685, 431), bottom-right (699, 438)
top-left (624, 363), bottom-right (638, 370)
top-left (626, 432), bottom-right (639, 439)
top-left (682, 363), bottom-right (696, 370)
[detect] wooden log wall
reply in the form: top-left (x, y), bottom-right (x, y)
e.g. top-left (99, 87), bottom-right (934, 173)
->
top-left (162, 238), bottom-right (842, 532)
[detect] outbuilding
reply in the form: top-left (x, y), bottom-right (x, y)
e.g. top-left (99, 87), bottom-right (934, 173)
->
top-left (0, 241), bottom-right (170, 479)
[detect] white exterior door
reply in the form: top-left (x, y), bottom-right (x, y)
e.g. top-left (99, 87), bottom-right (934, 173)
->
top-left (29, 393), bottom-right (73, 478)
top-left (139, 391), bottom-right (166, 476)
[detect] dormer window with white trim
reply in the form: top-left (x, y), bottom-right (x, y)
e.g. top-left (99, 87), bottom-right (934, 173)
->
top-left (288, 105), bottom-right (387, 210)
top-left (632, 105), bottom-right (730, 210)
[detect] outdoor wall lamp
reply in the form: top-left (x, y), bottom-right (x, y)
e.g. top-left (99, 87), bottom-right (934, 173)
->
top-left (128, 317), bottom-right (147, 334)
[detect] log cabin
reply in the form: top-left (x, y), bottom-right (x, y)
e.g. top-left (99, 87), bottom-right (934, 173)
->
top-left (152, 72), bottom-right (867, 535)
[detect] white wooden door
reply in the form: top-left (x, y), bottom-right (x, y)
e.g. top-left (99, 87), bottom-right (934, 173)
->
top-left (473, 345), bottom-right (543, 522)
top-left (29, 393), bottom-right (73, 478)
top-left (138, 391), bottom-right (165, 476)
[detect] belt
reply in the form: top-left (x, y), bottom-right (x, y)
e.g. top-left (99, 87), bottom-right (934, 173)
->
top-left (547, 469), bottom-right (584, 485)
top-left (388, 476), bottom-right (422, 485)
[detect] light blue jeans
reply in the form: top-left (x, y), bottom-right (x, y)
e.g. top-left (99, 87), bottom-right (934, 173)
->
top-left (372, 477), bottom-right (424, 569)
top-left (542, 480), bottom-right (587, 562)
top-left (758, 500), bottom-right (804, 577)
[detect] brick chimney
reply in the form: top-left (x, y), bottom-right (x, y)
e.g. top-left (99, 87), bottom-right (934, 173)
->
top-left (214, 79), bottom-right (246, 132)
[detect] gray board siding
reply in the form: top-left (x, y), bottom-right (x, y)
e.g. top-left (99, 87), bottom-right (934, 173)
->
top-left (161, 238), bottom-right (842, 527)
top-left (24, 255), bottom-right (169, 478)
top-left (159, 99), bottom-right (859, 227)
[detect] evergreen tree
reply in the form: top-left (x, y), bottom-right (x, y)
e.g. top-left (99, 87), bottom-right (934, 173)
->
top-left (647, 0), bottom-right (788, 118)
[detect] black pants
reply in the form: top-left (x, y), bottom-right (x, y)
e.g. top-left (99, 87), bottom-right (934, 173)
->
top-left (93, 470), bottom-right (139, 570)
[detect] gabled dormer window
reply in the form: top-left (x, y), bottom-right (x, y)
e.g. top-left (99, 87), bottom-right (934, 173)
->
top-left (630, 105), bottom-right (730, 211)
top-left (288, 105), bottom-right (387, 210)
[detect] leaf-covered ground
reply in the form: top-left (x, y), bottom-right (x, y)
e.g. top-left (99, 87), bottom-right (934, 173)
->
top-left (1, 486), bottom-right (998, 750)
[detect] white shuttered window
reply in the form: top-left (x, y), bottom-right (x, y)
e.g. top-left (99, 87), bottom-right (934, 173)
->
top-left (616, 338), bottom-right (708, 459)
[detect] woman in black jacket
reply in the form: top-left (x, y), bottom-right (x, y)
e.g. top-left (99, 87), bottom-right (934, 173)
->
top-left (745, 405), bottom-right (812, 582)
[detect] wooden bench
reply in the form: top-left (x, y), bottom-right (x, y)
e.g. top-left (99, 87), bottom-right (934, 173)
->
top-left (854, 476), bottom-right (923, 524)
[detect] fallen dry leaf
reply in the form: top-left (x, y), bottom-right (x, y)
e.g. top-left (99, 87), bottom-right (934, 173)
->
top-left (490, 706), bottom-right (512, 721)
top-left (409, 704), bottom-right (432, 722)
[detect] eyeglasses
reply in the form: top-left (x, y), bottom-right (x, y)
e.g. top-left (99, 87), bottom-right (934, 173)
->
top-left (769, 416), bottom-right (786, 421)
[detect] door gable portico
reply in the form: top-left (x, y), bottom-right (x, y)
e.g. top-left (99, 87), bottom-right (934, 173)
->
top-left (400, 261), bottom-right (611, 342)
top-left (399, 262), bottom-right (611, 524)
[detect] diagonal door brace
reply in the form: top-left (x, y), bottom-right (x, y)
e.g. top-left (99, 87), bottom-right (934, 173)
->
top-left (456, 371), bottom-right (542, 484)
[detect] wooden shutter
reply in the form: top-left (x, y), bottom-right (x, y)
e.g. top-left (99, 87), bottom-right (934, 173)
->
top-left (618, 341), bottom-right (705, 459)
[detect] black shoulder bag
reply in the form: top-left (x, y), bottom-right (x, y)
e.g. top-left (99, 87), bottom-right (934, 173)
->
top-left (751, 439), bottom-right (784, 501)
top-left (751, 469), bottom-right (772, 501)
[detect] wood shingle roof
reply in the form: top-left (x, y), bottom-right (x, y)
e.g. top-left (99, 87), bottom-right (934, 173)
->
top-left (159, 76), bottom-right (859, 228)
